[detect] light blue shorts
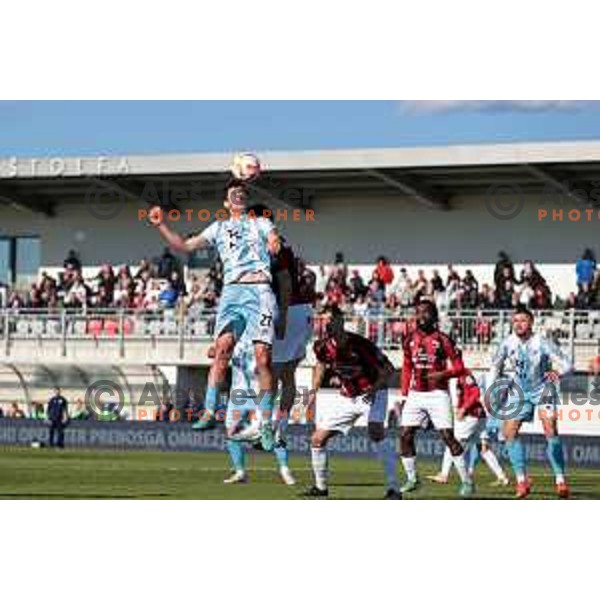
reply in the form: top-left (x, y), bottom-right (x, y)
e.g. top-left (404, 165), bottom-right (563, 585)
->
top-left (504, 387), bottom-right (559, 423)
top-left (215, 283), bottom-right (276, 345)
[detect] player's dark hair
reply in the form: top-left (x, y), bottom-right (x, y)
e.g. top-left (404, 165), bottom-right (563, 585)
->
top-left (514, 305), bottom-right (534, 322)
top-left (417, 298), bottom-right (439, 323)
top-left (225, 177), bottom-right (248, 193)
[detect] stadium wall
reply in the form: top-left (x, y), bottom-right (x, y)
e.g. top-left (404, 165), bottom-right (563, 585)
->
top-left (0, 191), bottom-right (594, 297)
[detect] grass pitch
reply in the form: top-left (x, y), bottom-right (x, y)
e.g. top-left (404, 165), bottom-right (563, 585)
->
top-left (1, 447), bottom-right (599, 499)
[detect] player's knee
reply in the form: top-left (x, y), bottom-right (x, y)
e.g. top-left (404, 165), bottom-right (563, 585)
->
top-left (254, 344), bottom-right (272, 369)
top-left (440, 429), bottom-right (463, 455)
top-left (214, 340), bottom-right (233, 363)
top-left (311, 430), bottom-right (328, 448)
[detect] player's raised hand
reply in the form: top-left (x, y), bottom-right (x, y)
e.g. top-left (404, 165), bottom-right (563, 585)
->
top-left (147, 205), bottom-right (164, 227)
top-left (544, 370), bottom-right (560, 383)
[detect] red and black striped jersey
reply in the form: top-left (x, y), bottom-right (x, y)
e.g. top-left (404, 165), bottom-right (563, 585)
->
top-left (314, 332), bottom-right (392, 397)
top-left (401, 328), bottom-right (465, 395)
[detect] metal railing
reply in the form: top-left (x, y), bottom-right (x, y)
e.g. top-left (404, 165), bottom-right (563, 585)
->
top-left (0, 307), bottom-right (599, 365)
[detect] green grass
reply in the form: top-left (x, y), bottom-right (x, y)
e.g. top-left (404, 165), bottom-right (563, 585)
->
top-left (1, 447), bottom-right (599, 499)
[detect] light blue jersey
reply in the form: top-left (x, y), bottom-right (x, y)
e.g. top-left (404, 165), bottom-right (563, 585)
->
top-left (200, 216), bottom-right (274, 285)
top-left (490, 332), bottom-right (572, 401)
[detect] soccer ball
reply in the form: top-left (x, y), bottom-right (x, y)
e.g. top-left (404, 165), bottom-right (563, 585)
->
top-left (230, 152), bottom-right (262, 182)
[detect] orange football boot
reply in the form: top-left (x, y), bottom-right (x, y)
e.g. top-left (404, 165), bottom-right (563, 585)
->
top-left (556, 481), bottom-right (570, 499)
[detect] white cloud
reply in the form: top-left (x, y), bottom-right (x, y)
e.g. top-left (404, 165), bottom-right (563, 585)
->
top-left (402, 100), bottom-right (593, 113)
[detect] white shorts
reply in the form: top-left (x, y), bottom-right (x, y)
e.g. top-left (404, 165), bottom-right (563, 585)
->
top-left (454, 416), bottom-right (486, 444)
top-left (317, 389), bottom-right (388, 435)
top-left (273, 303), bottom-right (312, 364)
top-left (402, 390), bottom-right (454, 430)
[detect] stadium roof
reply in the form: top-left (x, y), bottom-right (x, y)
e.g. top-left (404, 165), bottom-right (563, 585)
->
top-left (2, 140), bottom-right (600, 216)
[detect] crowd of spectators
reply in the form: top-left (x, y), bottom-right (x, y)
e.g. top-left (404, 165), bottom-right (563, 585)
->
top-left (1, 248), bottom-right (599, 316)
top-left (315, 250), bottom-right (600, 314)
top-left (0, 249), bottom-right (224, 315)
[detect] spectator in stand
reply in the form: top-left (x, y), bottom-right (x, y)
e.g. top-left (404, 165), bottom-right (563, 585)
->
top-left (169, 270), bottom-right (187, 297)
top-left (6, 291), bottom-right (25, 309)
top-left (461, 270), bottom-right (479, 309)
top-left (135, 258), bottom-right (153, 281)
top-left (314, 265), bottom-right (328, 299)
top-left (348, 269), bottom-right (367, 302)
top-left (158, 247), bottom-right (180, 280)
top-left (184, 280), bottom-right (204, 315)
top-left (385, 290), bottom-right (400, 312)
top-left (71, 398), bottom-right (90, 420)
top-left (114, 267), bottom-right (136, 308)
top-left (297, 259), bottom-right (317, 306)
top-left (497, 279), bottom-right (515, 309)
top-left (477, 283), bottom-right (496, 309)
top-left (325, 276), bottom-right (346, 307)
top-left (367, 275), bottom-right (385, 308)
top-left (63, 249), bottom-right (81, 271)
top-left (8, 402), bottom-right (25, 419)
top-left (518, 281), bottom-right (535, 308)
top-left (531, 285), bottom-right (551, 310)
top-left (142, 280), bottom-right (162, 311)
top-left (495, 265), bottom-right (517, 301)
top-left (565, 292), bottom-right (585, 310)
top-left (159, 280), bottom-right (179, 309)
top-left (519, 260), bottom-right (547, 290)
top-left (64, 273), bottom-right (90, 308)
top-left (29, 402), bottom-right (45, 420)
top-left (96, 264), bottom-right (116, 304)
top-left (494, 251), bottom-right (514, 290)
top-left (333, 251), bottom-right (348, 283)
top-left (28, 284), bottom-right (43, 309)
top-left (373, 256), bottom-right (394, 289)
top-left (413, 270), bottom-right (428, 303)
top-left (445, 267), bottom-right (461, 309)
top-left (576, 249), bottom-right (596, 293)
top-left (446, 265), bottom-right (460, 289)
top-left (392, 267), bottom-right (413, 308)
top-left (93, 286), bottom-right (112, 309)
top-left (430, 270), bottom-right (445, 294)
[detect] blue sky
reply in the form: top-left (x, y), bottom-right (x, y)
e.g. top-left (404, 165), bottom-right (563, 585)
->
top-left (1, 100), bottom-right (600, 156)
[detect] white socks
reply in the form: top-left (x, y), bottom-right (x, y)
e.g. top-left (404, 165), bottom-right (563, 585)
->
top-left (440, 449), bottom-right (453, 480)
top-left (401, 456), bottom-right (417, 482)
top-left (311, 447), bottom-right (328, 491)
top-left (481, 448), bottom-right (508, 481)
